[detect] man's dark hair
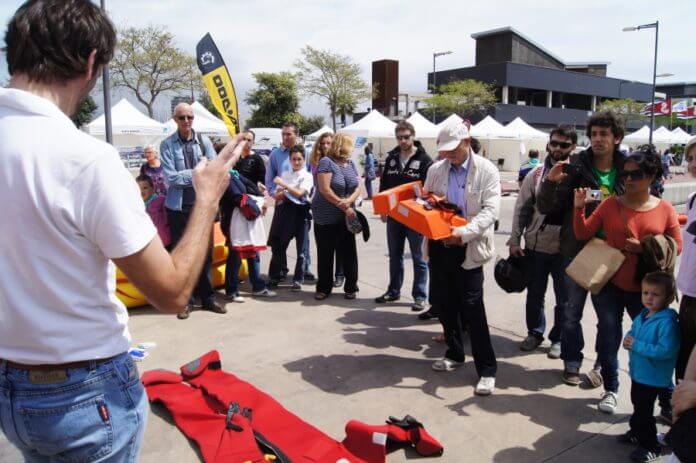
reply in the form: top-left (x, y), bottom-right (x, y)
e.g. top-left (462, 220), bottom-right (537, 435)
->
top-left (244, 129), bottom-right (256, 141)
top-left (470, 137), bottom-right (481, 154)
top-left (626, 144), bottom-right (663, 179)
top-left (282, 122), bottom-right (299, 135)
top-left (528, 149), bottom-right (540, 159)
top-left (642, 271), bottom-right (676, 306)
top-left (5, 0), bottom-right (117, 84)
top-left (550, 125), bottom-right (578, 144)
top-left (135, 174), bottom-right (154, 188)
top-left (394, 120), bottom-right (415, 137)
top-left (364, 145), bottom-right (372, 154)
top-left (289, 144), bottom-right (305, 158)
top-left (586, 110), bottom-right (625, 141)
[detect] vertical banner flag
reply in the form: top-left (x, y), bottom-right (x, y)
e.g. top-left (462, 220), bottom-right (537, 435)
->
top-left (196, 33), bottom-right (239, 136)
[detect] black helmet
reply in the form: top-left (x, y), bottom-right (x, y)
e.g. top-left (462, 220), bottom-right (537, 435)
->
top-left (494, 255), bottom-right (532, 293)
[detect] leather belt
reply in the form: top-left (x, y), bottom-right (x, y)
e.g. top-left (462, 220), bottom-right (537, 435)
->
top-left (3, 354), bottom-right (120, 371)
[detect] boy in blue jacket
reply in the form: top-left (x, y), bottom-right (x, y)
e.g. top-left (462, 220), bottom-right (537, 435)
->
top-left (620, 271), bottom-right (680, 463)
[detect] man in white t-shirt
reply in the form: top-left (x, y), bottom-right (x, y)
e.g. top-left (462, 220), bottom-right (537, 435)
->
top-left (0, 1), bottom-right (244, 460)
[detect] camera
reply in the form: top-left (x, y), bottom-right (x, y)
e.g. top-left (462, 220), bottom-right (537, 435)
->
top-left (586, 189), bottom-right (602, 202)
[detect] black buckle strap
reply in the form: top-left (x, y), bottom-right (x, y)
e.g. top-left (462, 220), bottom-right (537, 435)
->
top-left (225, 402), bottom-right (243, 431)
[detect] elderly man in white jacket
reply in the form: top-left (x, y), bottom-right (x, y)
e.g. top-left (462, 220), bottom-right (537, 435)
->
top-left (423, 120), bottom-right (501, 396)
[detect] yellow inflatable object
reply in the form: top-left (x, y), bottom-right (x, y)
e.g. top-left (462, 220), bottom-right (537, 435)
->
top-left (115, 223), bottom-right (248, 308)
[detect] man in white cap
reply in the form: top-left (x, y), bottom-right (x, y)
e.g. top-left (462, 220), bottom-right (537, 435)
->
top-left (423, 120), bottom-right (501, 395)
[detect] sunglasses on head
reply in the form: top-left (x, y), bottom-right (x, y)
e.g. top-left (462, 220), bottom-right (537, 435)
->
top-left (176, 115), bottom-right (194, 121)
top-left (549, 140), bottom-right (571, 149)
top-left (396, 135), bottom-right (412, 141)
top-left (619, 169), bottom-right (648, 180)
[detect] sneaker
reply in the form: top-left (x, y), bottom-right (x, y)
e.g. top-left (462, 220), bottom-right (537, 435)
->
top-left (658, 407), bottom-right (673, 425)
top-left (411, 298), bottom-right (427, 312)
top-left (266, 279), bottom-right (279, 289)
top-left (333, 275), bottom-right (345, 288)
top-left (303, 272), bottom-right (316, 282)
top-left (344, 291), bottom-right (356, 300)
top-left (547, 342), bottom-right (562, 359)
top-left (177, 305), bottom-right (192, 320)
top-left (418, 309), bottom-right (438, 321)
top-left (226, 293), bottom-right (245, 303)
top-left (598, 391), bottom-right (618, 414)
top-left (629, 446), bottom-right (660, 463)
top-left (617, 430), bottom-right (639, 445)
top-left (291, 281), bottom-right (302, 292)
top-left (562, 368), bottom-right (581, 386)
top-left (203, 299), bottom-right (227, 314)
top-left (252, 288), bottom-right (277, 297)
top-left (519, 335), bottom-right (543, 352)
top-left (375, 292), bottom-right (400, 303)
top-left (586, 368), bottom-right (604, 388)
top-left (431, 358), bottom-right (464, 372)
top-left (475, 377), bottom-right (496, 396)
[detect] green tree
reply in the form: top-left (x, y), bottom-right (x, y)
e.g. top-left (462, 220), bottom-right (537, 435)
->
top-left (295, 46), bottom-right (370, 131)
top-left (422, 79), bottom-right (497, 119)
top-left (597, 98), bottom-right (645, 125)
top-left (110, 25), bottom-right (200, 118)
top-left (297, 115), bottom-right (325, 135)
top-left (71, 95), bottom-right (98, 128)
top-left (245, 72), bottom-right (300, 128)
top-left (198, 92), bottom-right (222, 119)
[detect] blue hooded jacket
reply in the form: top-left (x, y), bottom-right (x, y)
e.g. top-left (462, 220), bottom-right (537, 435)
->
top-left (626, 307), bottom-right (680, 388)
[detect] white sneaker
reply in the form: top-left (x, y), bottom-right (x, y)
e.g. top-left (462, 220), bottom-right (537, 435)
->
top-left (547, 342), bottom-right (561, 359)
top-left (598, 391), bottom-right (618, 414)
top-left (475, 377), bottom-right (496, 396)
top-left (227, 293), bottom-right (245, 303)
top-left (431, 358), bottom-right (464, 372)
top-left (252, 288), bottom-right (277, 297)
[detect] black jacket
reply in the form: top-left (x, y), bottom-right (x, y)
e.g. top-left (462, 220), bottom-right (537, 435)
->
top-left (378, 143), bottom-right (432, 192)
top-left (235, 153), bottom-right (266, 187)
top-left (536, 147), bottom-right (626, 258)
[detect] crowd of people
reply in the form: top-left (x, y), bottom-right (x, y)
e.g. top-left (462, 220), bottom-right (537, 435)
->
top-left (2, 1), bottom-right (696, 462)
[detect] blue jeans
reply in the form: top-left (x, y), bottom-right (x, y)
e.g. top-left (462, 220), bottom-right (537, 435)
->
top-left (302, 219), bottom-right (312, 274)
top-left (591, 283), bottom-right (643, 393)
top-left (365, 178), bottom-right (373, 199)
top-left (0, 353), bottom-right (147, 462)
top-left (560, 257), bottom-right (590, 371)
top-left (386, 218), bottom-right (427, 300)
top-left (525, 250), bottom-right (566, 343)
top-left (225, 250), bottom-right (266, 294)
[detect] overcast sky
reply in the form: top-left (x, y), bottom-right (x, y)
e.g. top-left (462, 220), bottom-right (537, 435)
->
top-left (1, 0), bottom-right (694, 124)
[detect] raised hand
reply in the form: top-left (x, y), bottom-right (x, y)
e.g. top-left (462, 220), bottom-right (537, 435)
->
top-left (573, 188), bottom-right (587, 209)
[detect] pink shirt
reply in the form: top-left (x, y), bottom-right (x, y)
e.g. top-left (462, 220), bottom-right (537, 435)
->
top-left (146, 195), bottom-right (170, 247)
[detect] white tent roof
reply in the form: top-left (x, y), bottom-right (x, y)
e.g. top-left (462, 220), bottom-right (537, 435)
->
top-left (84, 98), bottom-right (167, 136)
top-left (339, 109), bottom-right (396, 138)
top-left (671, 127), bottom-right (693, 144)
top-left (437, 114), bottom-right (463, 129)
top-left (306, 125), bottom-right (333, 140)
top-left (164, 101), bottom-right (230, 138)
top-left (406, 112), bottom-right (439, 138)
top-left (653, 126), bottom-right (675, 144)
top-left (504, 117), bottom-right (548, 140)
top-left (624, 125), bottom-right (651, 143)
top-left (471, 115), bottom-right (514, 139)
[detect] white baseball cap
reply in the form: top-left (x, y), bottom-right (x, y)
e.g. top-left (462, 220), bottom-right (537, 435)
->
top-left (437, 121), bottom-right (471, 152)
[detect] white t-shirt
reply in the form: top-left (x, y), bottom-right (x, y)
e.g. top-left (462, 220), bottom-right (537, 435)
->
top-left (0, 88), bottom-right (157, 364)
top-left (280, 168), bottom-right (314, 205)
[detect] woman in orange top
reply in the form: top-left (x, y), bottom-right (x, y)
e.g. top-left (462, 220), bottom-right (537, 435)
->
top-left (572, 146), bottom-right (682, 412)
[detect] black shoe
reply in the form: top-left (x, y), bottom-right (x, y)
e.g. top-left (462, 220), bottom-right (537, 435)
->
top-left (279, 271), bottom-right (288, 281)
top-left (267, 279), bottom-right (279, 289)
top-left (333, 275), bottom-right (345, 288)
top-left (203, 299), bottom-right (227, 314)
top-left (418, 309), bottom-right (438, 321)
top-left (344, 291), bottom-right (357, 300)
top-left (562, 369), bottom-right (581, 386)
top-left (617, 430), bottom-right (639, 445)
top-left (177, 306), bottom-right (192, 320)
top-left (658, 407), bottom-right (673, 425)
top-left (629, 446), bottom-right (660, 463)
top-left (304, 272), bottom-right (316, 282)
top-left (375, 292), bottom-right (400, 303)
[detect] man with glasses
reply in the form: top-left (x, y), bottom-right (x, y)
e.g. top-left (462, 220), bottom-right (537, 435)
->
top-left (375, 121), bottom-right (432, 311)
top-left (161, 102), bottom-right (226, 319)
top-left (508, 126), bottom-right (577, 358)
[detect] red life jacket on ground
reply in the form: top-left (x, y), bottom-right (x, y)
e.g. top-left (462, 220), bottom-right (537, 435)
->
top-left (142, 350), bottom-right (443, 463)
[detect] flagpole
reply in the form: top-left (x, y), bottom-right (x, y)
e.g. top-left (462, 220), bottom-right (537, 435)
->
top-left (101, 0), bottom-right (113, 145)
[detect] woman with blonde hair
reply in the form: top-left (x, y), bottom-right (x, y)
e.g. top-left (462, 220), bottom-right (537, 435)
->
top-left (311, 133), bottom-right (360, 300)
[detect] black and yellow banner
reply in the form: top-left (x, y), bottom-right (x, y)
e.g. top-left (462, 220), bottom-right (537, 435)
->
top-left (196, 33), bottom-right (239, 136)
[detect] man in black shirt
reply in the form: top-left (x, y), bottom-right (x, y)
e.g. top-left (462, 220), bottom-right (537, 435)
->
top-left (235, 130), bottom-right (266, 187)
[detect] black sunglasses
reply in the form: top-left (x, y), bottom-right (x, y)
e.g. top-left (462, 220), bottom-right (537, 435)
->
top-left (619, 169), bottom-right (648, 180)
top-left (396, 135), bottom-right (412, 141)
top-left (176, 115), bottom-right (194, 121)
top-left (549, 140), bottom-right (571, 149)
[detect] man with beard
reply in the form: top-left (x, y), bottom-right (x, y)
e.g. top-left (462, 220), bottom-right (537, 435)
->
top-left (508, 126), bottom-right (577, 358)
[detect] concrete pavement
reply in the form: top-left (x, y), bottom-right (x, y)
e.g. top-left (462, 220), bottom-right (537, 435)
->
top-left (1, 195), bottom-right (683, 463)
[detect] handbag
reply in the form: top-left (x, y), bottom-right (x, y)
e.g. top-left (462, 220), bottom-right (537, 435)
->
top-left (565, 199), bottom-right (630, 295)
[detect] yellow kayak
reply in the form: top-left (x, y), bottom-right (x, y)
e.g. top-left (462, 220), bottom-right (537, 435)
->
top-left (115, 223), bottom-right (248, 308)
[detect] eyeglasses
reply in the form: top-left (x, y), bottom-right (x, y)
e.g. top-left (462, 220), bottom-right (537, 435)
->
top-left (619, 169), bottom-right (648, 180)
top-left (396, 135), bottom-right (412, 141)
top-left (549, 140), bottom-right (571, 149)
top-left (176, 115), bottom-right (194, 121)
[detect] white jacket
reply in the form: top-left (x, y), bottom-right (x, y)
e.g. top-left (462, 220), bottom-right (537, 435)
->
top-left (423, 154), bottom-right (501, 269)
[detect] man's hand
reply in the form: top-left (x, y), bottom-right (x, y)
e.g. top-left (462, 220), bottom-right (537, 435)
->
top-left (192, 134), bottom-right (245, 204)
top-left (622, 335), bottom-right (634, 350)
top-left (275, 190), bottom-right (285, 202)
top-left (624, 238), bottom-right (643, 254)
top-left (509, 245), bottom-right (525, 258)
top-left (673, 380), bottom-right (696, 422)
top-left (273, 176), bottom-right (285, 187)
top-left (546, 162), bottom-right (568, 183)
top-left (573, 188), bottom-right (588, 209)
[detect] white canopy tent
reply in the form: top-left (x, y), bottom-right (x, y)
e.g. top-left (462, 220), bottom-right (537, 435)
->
top-left (623, 125), bottom-right (671, 151)
top-left (471, 116), bottom-right (511, 139)
top-left (83, 98), bottom-right (169, 148)
top-left (437, 114), bottom-right (463, 129)
top-left (406, 112), bottom-right (440, 154)
top-left (653, 126), bottom-right (676, 144)
top-left (306, 125), bottom-right (333, 141)
top-left (505, 117), bottom-right (548, 140)
top-left (671, 127), bottom-right (693, 145)
top-left (339, 110), bottom-right (397, 157)
top-left (164, 101), bottom-right (231, 140)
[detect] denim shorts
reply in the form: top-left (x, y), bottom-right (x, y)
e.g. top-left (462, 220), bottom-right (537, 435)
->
top-left (0, 352), bottom-right (148, 462)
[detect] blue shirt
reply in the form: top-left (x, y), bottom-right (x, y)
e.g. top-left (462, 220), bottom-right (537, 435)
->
top-left (447, 156), bottom-right (470, 218)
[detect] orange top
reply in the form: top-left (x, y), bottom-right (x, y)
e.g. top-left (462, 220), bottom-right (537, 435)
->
top-left (573, 196), bottom-right (682, 292)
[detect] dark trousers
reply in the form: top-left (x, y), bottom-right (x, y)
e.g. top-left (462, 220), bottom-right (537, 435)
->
top-left (630, 381), bottom-right (666, 453)
top-left (314, 222), bottom-right (358, 295)
top-left (166, 207), bottom-right (214, 304)
top-left (525, 249), bottom-right (566, 343)
top-left (365, 178), bottom-right (373, 199)
top-left (677, 294), bottom-right (696, 380)
top-left (429, 241), bottom-right (497, 377)
top-left (269, 208), bottom-right (308, 284)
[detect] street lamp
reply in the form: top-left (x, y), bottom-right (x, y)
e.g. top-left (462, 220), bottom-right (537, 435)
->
top-left (432, 50), bottom-right (453, 122)
top-left (623, 21), bottom-right (659, 145)
top-left (100, 0), bottom-right (113, 144)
